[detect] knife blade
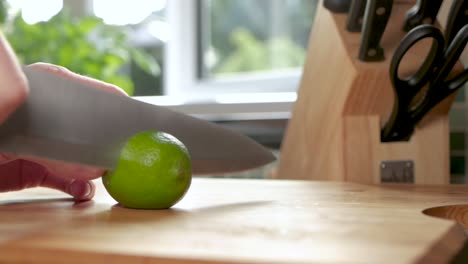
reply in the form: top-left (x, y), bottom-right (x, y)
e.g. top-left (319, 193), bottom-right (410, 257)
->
top-left (346, 0), bottom-right (367, 32)
top-left (0, 67), bottom-right (276, 175)
top-left (402, 0), bottom-right (443, 32)
top-left (359, 0), bottom-right (393, 62)
top-left (445, 0), bottom-right (468, 45)
top-left (323, 0), bottom-right (351, 13)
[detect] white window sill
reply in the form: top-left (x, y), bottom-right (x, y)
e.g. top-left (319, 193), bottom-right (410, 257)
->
top-left (134, 91), bottom-right (296, 121)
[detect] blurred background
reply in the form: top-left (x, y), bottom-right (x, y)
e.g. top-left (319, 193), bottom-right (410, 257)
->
top-left (1, 0), bottom-right (467, 182)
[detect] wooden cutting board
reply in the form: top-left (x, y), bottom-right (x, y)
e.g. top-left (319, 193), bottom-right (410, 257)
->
top-left (1, 178), bottom-right (468, 263)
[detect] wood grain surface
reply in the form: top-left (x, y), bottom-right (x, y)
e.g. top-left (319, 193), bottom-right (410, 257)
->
top-left (1, 178), bottom-right (468, 263)
top-left (278, 1), bottom-right (460, 184)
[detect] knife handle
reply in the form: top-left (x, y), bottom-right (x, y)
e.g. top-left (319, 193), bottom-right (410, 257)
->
top-left (358, 0), bottom-right (393, 62)
top-left (445, 0), bottom-right (468, 45)
top-left (346, 0), bottom-right (367, 32)
top-left (323, 0), bottom-right (351, 13)
top-left (403, 0), bottom-right (443, 32)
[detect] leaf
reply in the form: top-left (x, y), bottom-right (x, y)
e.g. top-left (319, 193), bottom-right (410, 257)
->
top-left (130, 49), bottom-right (160, 76)
top-left (103, 54), bottom-right (125, 72)
top-left (78, 16), bottom-right (101, 34)
top-left (0, 4), bottom-right (158, 97)
top-left (0, 0), bottom-right (8, 24)
top-left (107, 75), bottom-right (134, 95)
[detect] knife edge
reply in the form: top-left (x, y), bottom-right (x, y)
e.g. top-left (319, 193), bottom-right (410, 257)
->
top-left (0, 67), bottom-right (276, 174)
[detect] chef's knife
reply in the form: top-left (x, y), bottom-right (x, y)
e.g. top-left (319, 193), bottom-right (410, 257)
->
top-left (323, 0), bottom-right (351, 13)
top-left (359, 0), bottom-right (393, 62)
top-left (445, 0), bottom-right (468, 45)
top-left (402, 0), bottom-right (443, 32)
top-left (0, 67), bottom-right (276, 175)
top-left (346, 0), bottom-right (367, 32)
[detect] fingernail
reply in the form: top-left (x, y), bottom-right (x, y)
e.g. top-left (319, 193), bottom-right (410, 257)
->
top-left (83, 182), bottom-right (92, 198)
top-left (70, 181), bottom-right (91, 200)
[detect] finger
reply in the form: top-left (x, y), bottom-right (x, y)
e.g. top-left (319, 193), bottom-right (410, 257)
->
top-left (29, 157), bottom-right (106, 182)
top-left (1, 153), bottom-right (105, 181)
top-left (0, 32), bottom-right (29, 124)
top-left (28, 62), bottom-right (128, 96)
top-left (0, 159), bottom-right (95, 201)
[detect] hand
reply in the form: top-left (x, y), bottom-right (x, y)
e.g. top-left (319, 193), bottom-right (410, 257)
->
top-left (0, 33), bottom-right (127, 201)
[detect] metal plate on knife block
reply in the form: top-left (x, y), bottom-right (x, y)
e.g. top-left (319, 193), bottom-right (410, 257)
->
top-left (380, 160), bottom-right (414, 183)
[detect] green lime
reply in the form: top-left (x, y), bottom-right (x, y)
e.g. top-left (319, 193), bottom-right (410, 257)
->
top-left (102, 131), bottom-right (192, 209)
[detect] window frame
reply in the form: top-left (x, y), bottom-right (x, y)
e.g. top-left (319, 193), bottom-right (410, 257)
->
top-left (67, 0), bottom-right (300, 119)
top-left (135, 0), bottom-right (301, 119)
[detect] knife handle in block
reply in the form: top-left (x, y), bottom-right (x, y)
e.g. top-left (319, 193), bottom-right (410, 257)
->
top-left (403, 0), bottom-right (443, 32)
top-left (359, 0), bottom-right (393, 62)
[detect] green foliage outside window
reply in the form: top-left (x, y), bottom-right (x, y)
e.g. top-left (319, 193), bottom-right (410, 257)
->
top-left (206, 0), bottom-right (316, 76)
top-left (216, 28), bottom-right (305, 74)
top-left (0, 2), bottom-right (159, 96)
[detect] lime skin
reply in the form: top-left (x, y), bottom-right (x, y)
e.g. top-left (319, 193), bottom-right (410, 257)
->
top-left (102, 131), bottom-right (192, 209)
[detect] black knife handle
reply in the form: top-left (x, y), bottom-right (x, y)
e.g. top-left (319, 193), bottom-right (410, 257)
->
top-left (323, 0), bottom-right (351, 13)
top-left (359, 0), bottom-right (393, 62)
top-left (346, 0), bottom-right (367, 32)
top-left (403, 0), bottom-right (443, 32)
top-left (445, 0), bottom-right (468, 45)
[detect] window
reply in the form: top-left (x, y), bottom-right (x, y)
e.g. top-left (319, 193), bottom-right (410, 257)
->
top-left (198, 0), bottom-right (315, 79)
top-left (158, 0), bottom-right (316, 119)
top-left (6, 0), bottom-right (63, 24)
top-left (4, 0), bottom-right (316, 118)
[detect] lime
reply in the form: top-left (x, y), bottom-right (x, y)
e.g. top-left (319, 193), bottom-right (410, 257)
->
top-left (102, 131), bottom-right (192, 209)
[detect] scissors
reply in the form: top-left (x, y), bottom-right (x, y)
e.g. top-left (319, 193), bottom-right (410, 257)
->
top-left (381, 24), bottom-right (468, 142)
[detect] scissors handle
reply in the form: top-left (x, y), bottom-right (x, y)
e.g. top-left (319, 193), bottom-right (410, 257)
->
top-left (445, 0), bottom-right (468, 45)
top-left (382, 25), bottom-right (445, 142)
top-left (383, 25), bottom-right (468, 142)
top-left (389, 25), bottom-right (445, 94)
top-left (411, 24), bottom-right (468, 122)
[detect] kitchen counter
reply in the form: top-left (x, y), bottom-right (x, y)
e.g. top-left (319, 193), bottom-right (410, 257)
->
top-left (1, 178), bottom-right (468, 263)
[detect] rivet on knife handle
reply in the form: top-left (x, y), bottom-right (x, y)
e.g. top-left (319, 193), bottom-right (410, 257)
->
top-left (358, 0), bottom-right (393, 62)
top-left (346, 0), bottom-right (367, 32)
top-left (402, 0), bottom-right (443, 32)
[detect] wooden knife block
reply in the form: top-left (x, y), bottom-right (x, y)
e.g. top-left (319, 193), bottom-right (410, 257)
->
top-left (277, 2), bottom-right (463, 185)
